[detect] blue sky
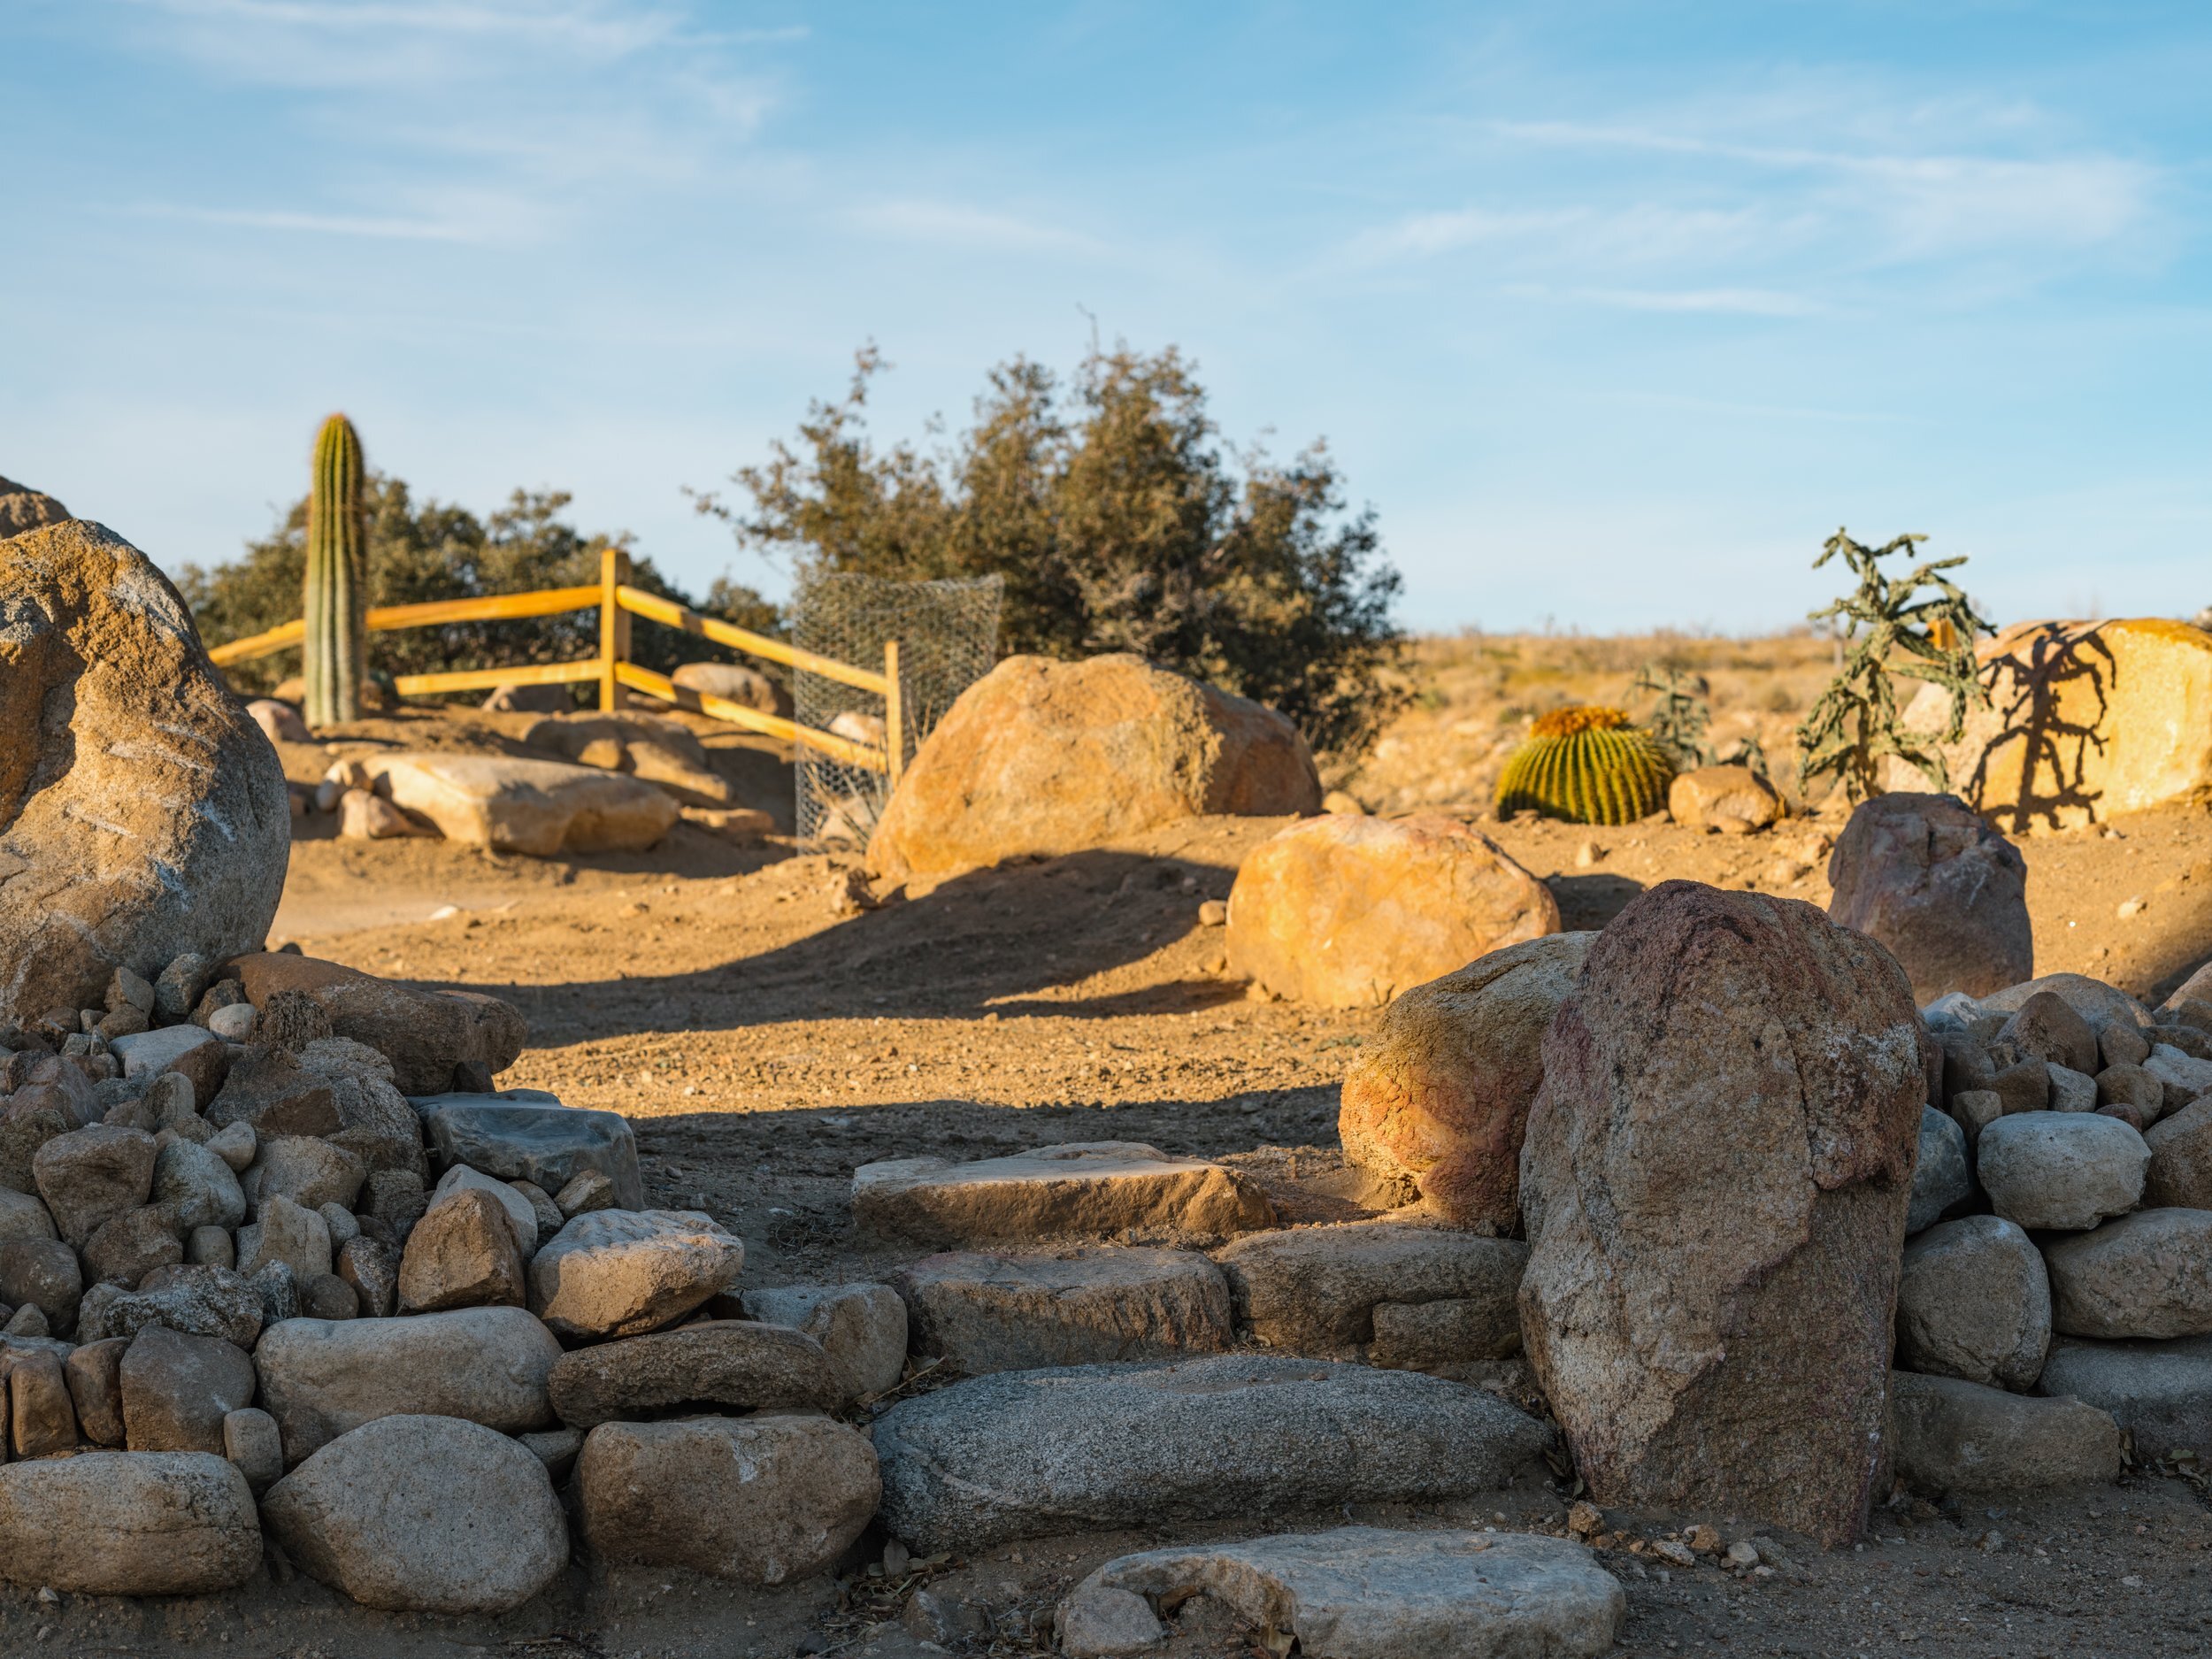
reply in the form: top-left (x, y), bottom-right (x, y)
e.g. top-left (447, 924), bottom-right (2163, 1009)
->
top-left (4, 1), bottom-right (2208, 632)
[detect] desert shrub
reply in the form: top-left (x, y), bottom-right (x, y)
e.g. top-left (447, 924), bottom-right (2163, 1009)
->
top-left (1795, 529), bottom-right (1991, 803)
top-left (691, 344), bottom-right (1408, 761)
top-left (180, 474), bottom-right (782, 697)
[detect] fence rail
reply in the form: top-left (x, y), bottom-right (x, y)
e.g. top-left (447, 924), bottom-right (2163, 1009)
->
top-left (205, 550), bottom-right (902, 781)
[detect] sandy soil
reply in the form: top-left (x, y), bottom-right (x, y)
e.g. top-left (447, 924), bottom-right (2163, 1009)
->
top-left (50, 666), bottom-right (2212, 1658)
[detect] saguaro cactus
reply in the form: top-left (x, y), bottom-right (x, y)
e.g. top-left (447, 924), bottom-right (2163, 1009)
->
top-left (302, 413), bottom-right (368, 728)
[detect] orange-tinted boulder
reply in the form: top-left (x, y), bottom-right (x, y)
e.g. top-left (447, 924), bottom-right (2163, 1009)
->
top-left (868, 654), bottom-right (1320, 883)
top-left (1340, 933), bottom-right (1594, 1231)
top-left (1893, 618), bottom-right (2212, 831)
top-left (1226, 814), bottom-right (1560, 1009)
top-left (1668, 765), bottom-right (1783, 833)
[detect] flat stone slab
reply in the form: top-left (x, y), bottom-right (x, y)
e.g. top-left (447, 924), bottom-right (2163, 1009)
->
top-left (548, 1320), bottom-right (841, 1427)
top-left (873, 1354), bottom-right (1552, 1553)
top-left (2039, 1335), bottom-right (2212, 1457)
top-left (893, 1247), bottom-right (1233, 1375)
top-left (411, 1090), bottom-right (643, 1210)
top-left (363, 751), bottom-right (679, 856)
top-left (1061, 1526), bottom-right (1624, 1659)
top-left (2045, 1208), bottom-right (2212, 1340)
top-left (1212, 1221), bottom-right (1526, 1361)
top-left (852, 1141), bottom-right (1274, 1247)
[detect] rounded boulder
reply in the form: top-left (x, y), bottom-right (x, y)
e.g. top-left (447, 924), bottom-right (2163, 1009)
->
top-left (261, 1414), bottom-right (567, 1613)
top-left (0, 519), bottom-right (290, 1025)
top-left (1338, 932), bottom-right (1594, 1228)
top-left (0, 1451), bottom-right (260, 1595)
top-left (1228, 814), bottom-right (1562, 1009)
top-left (1825, 792), bottom-right (2032, 1002)
top-left (867, 653), bottom-right (1321, 885)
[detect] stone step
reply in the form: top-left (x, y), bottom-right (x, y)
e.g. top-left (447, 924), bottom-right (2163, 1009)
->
top-left (852, 1141), bottom-right (1273, 1248)
top-left (873, 1353), bottom-right (1552, 1553)
top-left (893, 1246), bottom-right (1233, 1375)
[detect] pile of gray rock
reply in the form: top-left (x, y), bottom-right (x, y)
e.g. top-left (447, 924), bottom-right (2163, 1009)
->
top-left (1891, 964), bottom-right (2212, 1493)
top-left (0, 946), bottom-right (884, 1609)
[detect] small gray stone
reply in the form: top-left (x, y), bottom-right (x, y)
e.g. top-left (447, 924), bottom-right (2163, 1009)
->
top-left (1978, 1111), bottom-right (2147, 1231)
top-left (0, 1189), bottom-right (55, 1244)
top-left (2047, 1063), bottom-right (2098, 1114)
top-left (33, 1124), bottom-right (157, 1246)
top-left (205, 1003), bottom-right (256, 1042)
top-left (253, 1260), bottom-right (302, 1325)
top-left (319, 1202), bottom-right (358, 1246)
top-left (1990, 1052), bottom-right (2051, 1116)
top-left (575, 1413), bottom-right (879, 1584)
top-left (1058, 1583), bottom-right (1163, 1656)
top-left (65, 1336), bottom-right (128, 1445)
top-left (120, 1325), bottom-right (257, 1454)
top-left (1889, 1371), bottom-right (2120, 1495)
top-left (740, 1282), bottom-right (909, 1401)
top-left (151, 1137), bottom-right (246, 1233)
top-left (2102, 1019), bottom-right (2154, 1070)
top-left (223, 1406), bottom-right (283, 1493)
top-left (1896, 1215), bottom-right (2051, 1390)
top-left (83, 1205), bottom-right (185, 1286)
top-left (246, 1136), bottom-right (366, 1218)
top-left (75, 1263), bottom-right (263, 1348)
top-left (237, 1193), bottom-right (332, 1281)
top-left (108, 1024), bottom-right (227, 1106)
top-left (895, 1247), bottom-right (1233, 1376)
top-left (518, 1425), bottom-right (584, 1480)
top-left (413, 1090), bottom-right (644, 1210)
top-left (2148, 1044), bottom-right (2212, 1113)
top-left (2101, 1063), bottom-right (2167, 1118)
top-left (252, 1306), bottom-right (562, 1463)
top-left (303, 1272), bottom-right (359, 1320)
top-left (155, 954), bottom-right (213, 1025)
top-left (2147, 1099), bottom-right (2212, 1208)
top-left (528, 1209), bottom-right (744, 1340)
top-left (430, 1164), bottom-right (537, 1255)
top-left (336, 1234), bottom-right (398, 1317)
top-left (1908, 1106), bottom-right (1974, 1234)
top-left (874, 1355), bottom-right (1552, 1553)
top-left (186, 1225), bottom-right (234, 1270)
top-left (549, 1318), bottom-right (841, 1426)
top-left (0, 1238), bottom-right (82, 1333)
top-left (207, 1120), bottom-right (256, 1173)
top-left (2045, 1209), bottom-right (2212, 1340)
top-left (204, 1046), bottom-right (341, 1138)
top-left (1999, 991), bottom-right (2101, 1077)
top-left (554, 1169), bottom-right (617, 1217)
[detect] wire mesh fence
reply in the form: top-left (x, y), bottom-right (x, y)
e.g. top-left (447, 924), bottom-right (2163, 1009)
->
top-left (792, 572), bottom-right (1004, 843)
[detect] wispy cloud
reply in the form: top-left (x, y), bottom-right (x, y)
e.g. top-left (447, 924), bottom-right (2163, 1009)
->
top-left (1508, 284), bottom-right (1828, 319)
top-left (127, 202), bottom-right (508, 242)
top-left (843, 199), bottom-right (1109, 257)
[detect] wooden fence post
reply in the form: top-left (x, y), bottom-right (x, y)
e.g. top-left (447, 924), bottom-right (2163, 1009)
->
top-left (883, 638), bottom-right (904, 789)
top-left (599, 547), bottom-right (631, 712)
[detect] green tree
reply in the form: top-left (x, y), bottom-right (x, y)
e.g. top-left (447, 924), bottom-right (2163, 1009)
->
top-left (693, 344), bottom-right (1407, 758)
top-left (181, 474), bottom-right (783, 698)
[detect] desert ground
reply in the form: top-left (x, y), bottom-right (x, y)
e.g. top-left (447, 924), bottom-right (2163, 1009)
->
top-left (32, 630), bottom-right (2182, 1659)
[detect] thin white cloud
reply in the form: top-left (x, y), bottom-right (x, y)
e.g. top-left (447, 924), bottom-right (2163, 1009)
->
top-left (1505, 283), bottom-right (1827, 319)
top-left (845, 199), bottom-right (1108, 257)
top-left (127, 203), bottom-right (496, 242)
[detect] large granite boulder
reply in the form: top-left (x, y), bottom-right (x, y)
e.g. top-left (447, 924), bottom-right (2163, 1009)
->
top-left (1226, 814), bottom-right (1562, 1009)
top-left (518, 712), bottom-right (734, 807)
top-left (0, 1451), bottom-right (261, 1595)
top-left (1517, 881), bottom-right (1927, 1546)
top-left (1338, 933), bottom-right (1593, 1228)
top-left (1891, 618), bottom-right (2212, 831)
top-left (1824, 793), bottom-right (2031, 1002)
top-left (868, 654), bottom-right (1320, 884)
top-left (0, 520), bottom-right (289, 1024)
top-left (224, 954), bottom-right (525, 1096)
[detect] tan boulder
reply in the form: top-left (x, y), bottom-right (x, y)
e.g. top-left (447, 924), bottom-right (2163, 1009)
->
top-left (671, 659), bottom-right (790, 717)
top-left (868, 653), bottom-right (1321, 883)
top-left (338, 788), bottom-right (434, 840)
top-left (0, 1452), bottom-right (261, 1594)
top-left (520, 712), bottom-right (734, 807)
top-left (1227, 814), bottom-right (1561, 1008)
top-left (1338, 933), bottom-right (1594, 1229)
top-left (575, 1413), bottom-right (879, 1584)
top-left (0, 520), bottom-right (290, 1025)
top-left (1668, 765), bottom-right (1783, 833)
top-left (1517, 881), bottom-right (1928, 1546)
top-left (226, 953), bottom-right (525, 1095)
top-left (1892, 618), bottom-right (2212, 830)
top-left (0, 476), bottom-right (71, 541)
top-left (358, 751), bottom-right (678, 856)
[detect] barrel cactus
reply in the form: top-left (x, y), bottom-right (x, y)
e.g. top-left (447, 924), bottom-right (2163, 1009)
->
top-left (1495, 705), bottom-right (1674, 826)
top-left (302, 413), bottom-right (368, 728)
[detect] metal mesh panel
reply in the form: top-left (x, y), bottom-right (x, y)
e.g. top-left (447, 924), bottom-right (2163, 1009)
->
top-left (791, 572), bottom-right (1004, 844)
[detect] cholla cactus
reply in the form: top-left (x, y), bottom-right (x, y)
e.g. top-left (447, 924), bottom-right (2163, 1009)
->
top-left (1795, 529), bottom-right (1991, 803)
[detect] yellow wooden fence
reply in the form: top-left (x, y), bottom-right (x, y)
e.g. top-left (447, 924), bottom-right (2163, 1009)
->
top-left (206, 549), bottom-right (903, 782)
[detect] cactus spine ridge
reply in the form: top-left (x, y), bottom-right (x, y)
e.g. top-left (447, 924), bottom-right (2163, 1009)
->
top-left (302, 413), bottom-right (367, 729)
